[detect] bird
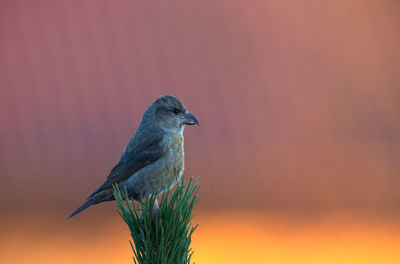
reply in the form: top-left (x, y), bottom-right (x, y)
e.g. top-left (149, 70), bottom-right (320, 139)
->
top-left (68, 95), bottom-right (199, 219)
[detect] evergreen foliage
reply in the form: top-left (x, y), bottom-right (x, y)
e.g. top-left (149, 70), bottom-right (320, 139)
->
top-left (114, 178), bottom-right (201, 264)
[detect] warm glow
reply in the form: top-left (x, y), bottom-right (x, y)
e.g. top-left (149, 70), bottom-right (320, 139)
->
top-left (1, 211), bottom-right (399, 263)
top-left (1, 0), bottom-right (399, 263)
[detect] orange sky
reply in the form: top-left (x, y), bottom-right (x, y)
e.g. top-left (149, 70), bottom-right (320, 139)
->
top-left (1, 211), bottom-right (400, 264)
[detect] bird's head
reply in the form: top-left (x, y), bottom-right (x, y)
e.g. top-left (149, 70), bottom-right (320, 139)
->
top-left (145, 95), bottom-right (199, 134)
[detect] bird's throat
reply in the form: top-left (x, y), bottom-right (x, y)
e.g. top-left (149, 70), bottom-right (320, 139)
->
top-left (170, 133), bottom-right (184, 146)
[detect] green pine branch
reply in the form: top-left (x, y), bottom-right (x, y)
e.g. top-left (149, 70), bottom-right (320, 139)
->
top-left (113, 178), bottom-right (202, 264)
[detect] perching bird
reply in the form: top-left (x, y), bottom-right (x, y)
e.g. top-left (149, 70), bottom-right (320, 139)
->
top-left (68, 95), bottom-right (199, 219)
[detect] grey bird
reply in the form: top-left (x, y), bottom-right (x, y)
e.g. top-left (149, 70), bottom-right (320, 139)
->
top-left (68, 95), bottom-right (199, 219)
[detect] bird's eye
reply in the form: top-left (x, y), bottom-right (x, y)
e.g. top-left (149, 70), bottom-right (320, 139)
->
top-left (172, 108), bottom-right (180, 114)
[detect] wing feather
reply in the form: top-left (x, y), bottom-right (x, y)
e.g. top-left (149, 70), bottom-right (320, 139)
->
top-left (88, 128), bottom-right (164, 198)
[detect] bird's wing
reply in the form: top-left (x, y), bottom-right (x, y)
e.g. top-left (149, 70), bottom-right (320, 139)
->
top-left (88, 129), bottom-right (165, 198)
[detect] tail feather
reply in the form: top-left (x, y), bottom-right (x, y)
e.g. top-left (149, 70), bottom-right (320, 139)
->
top-left (67, 199), bottom-right (95, 219)
top-left (68, 189), bottom-right (114, 219)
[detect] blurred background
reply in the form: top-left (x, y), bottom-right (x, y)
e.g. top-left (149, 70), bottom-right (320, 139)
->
top-left (1, 0), bottom-right (399, 263)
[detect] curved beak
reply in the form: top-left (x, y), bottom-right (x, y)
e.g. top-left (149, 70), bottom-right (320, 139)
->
top-left (183, 112), bottom-right (199, 126)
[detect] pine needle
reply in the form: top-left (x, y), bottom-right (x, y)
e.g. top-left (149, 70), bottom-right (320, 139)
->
top-left (114, 177), bottom-right (201, 264)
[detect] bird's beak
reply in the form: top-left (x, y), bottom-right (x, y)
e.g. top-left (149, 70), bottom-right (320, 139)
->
top-left (183, 112), bottom-right (199, 126)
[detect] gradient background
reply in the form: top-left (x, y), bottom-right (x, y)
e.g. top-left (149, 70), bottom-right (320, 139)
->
top-left (1, 0), bottom-right (400, 263)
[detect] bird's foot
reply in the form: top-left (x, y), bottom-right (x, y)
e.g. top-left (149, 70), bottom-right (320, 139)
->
top-left (139, 198), bottom-right (160, 225)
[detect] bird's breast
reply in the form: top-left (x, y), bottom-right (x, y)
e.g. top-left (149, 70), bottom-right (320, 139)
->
top-left (162, 133), bottom-right (185, 180)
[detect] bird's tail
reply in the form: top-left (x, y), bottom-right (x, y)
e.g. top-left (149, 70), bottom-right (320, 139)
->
top-left (67, 189), bottom-right (114, 219)
top-left (67, 200), bottom-right (94, 219)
